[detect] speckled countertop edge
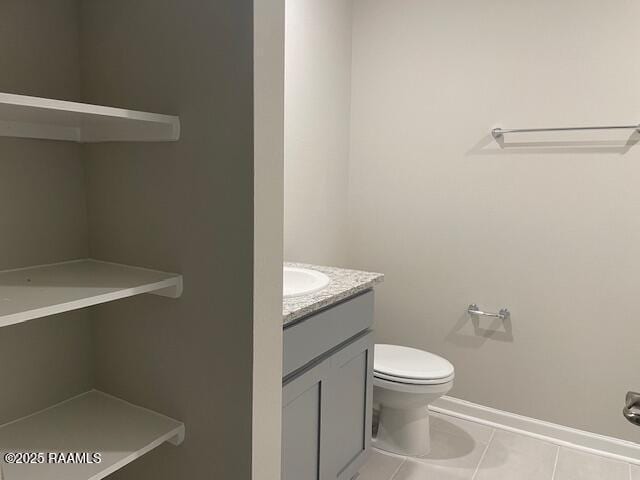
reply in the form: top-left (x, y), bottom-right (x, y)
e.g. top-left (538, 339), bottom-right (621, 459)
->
top-left (283, 262), bottom-right (384, 326)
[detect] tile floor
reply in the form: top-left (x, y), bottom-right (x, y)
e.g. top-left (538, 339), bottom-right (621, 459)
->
top-left (359, 412), bottom-right (638, 480)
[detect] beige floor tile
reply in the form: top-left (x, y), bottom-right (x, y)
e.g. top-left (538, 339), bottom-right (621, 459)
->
top-left (393, 423), bottom-right (490, 479)
top-left (357, 449), bottom-right (405, 480)
top-left (393, 458), bottom-right (470, 480)
top-left (361, 413), bottom-right (638, 480)
top-left (474, 429), bottom-right (558, 480)
top-left (553, 448), bottom-right (629, 480)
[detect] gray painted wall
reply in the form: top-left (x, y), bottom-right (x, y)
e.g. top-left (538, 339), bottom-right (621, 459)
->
top-left (81, 1), bottom-right (255, 478)
top-left (0, 0), bottom-right (93, 425)
top-left (284, 0), bottom-right (353, 266)
top-left (349, 0), bottom-right (640, 443)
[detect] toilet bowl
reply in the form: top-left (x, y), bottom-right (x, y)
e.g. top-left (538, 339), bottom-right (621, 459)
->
top-left (373, 344), bottom-right (454, 457)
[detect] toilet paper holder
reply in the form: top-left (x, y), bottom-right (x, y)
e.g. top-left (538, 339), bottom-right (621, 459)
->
top-left (467, 304), bottom-right (510, 321)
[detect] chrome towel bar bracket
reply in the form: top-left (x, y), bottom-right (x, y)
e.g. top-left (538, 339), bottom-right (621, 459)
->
top-left (468, 304), bottom-right (510, 321)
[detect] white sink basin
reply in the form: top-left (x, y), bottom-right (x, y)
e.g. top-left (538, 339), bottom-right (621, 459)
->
top-left (283, 267), bottom-right (330, 298)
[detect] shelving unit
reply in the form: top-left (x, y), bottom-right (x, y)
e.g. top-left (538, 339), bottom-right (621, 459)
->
top-left (0, 11), bottom-right (190, 479)
top-left (0, 390), bottom-right (185, 480)
top-left (0, 92), bottom-right (180, 143)
top-left (0, 259), bottom-right (183, 328)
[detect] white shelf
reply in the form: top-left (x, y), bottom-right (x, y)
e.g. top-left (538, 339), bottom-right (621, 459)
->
top-left (0, 259), bottom-right (183, 328)
top-left (0, 390), bottom-right (184, 480)
top-left (0, 92), bottom-right (180, 143)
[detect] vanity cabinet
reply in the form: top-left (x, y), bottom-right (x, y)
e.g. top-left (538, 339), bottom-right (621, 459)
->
top-left (282, 291), bottom-right (375, 480)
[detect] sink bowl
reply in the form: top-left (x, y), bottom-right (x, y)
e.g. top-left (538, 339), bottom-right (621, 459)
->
top-left (283, 267), bottom-right (330, 298)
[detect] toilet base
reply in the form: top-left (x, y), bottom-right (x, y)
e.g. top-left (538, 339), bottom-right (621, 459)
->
top-left (374, 405), bottom-right (430, 457)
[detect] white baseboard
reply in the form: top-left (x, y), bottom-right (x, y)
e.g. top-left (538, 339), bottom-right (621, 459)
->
top-left (430, 396), bottom-right (640, 466)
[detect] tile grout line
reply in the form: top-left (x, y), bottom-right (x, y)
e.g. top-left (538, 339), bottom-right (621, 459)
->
top-left (388, 457), bottom-right (407, 480)
top-left (630, 463), bottom-right (633, 480)
top-left (471, 428), bottom-right (496, 480)
top-left (550, 445), bottom-right (561, 480)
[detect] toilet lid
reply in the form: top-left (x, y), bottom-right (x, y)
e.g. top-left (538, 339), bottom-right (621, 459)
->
top-left (374, 344), bottom-right (454, 382)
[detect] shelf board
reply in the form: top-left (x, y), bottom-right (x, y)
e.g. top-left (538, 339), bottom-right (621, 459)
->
top-left (0, 259), bottom-right (183, 328)
top-left (0, 390), bottom-right (184, 480)
top-left (0, 92), bottom-right (180, 143)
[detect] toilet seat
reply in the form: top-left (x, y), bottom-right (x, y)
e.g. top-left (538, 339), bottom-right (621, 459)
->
top-left (374, 370), bottom-right (455, 385)
top-left (374, 344), bottom-right (455, 385)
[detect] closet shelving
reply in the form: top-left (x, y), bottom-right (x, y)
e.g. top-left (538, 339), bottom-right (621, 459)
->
top-left (0, 91), bottom-right (185, 478)
top-left (0, 259), bottom-right (183, 328)
top-left (0, 92), bottom-right (180, 143)
top-left (0, 391), bottom-right (185, 480)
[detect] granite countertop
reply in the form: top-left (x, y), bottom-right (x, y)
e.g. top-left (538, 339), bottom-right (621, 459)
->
top-left (283, 262), bottom-right (384, 326)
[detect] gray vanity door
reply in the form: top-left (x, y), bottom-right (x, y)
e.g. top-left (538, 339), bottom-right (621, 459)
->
top-left (282, 357), bottom-right (331, 480)
top-left (282, 332), bottom-right (374, 480)
top-left (323, 333), bottom-right (374, 480)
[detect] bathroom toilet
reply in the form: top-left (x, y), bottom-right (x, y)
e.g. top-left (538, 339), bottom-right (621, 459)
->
top-left (373, 344), bottom-right (455, 457)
